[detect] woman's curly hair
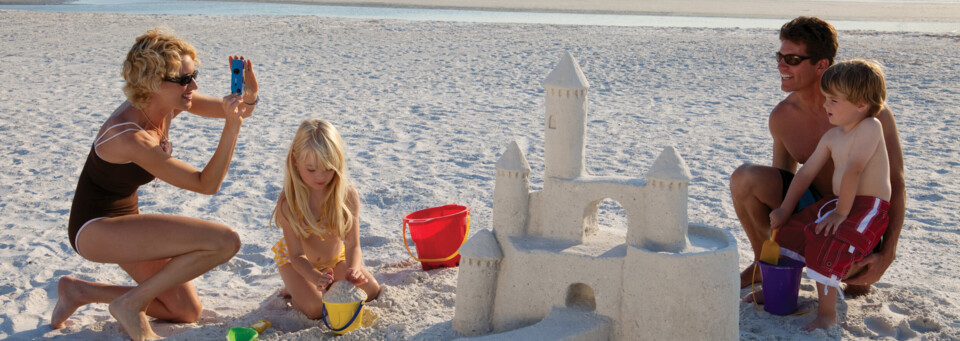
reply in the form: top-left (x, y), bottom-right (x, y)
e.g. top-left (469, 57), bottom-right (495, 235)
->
top-left (121, 27), bottom-right (198, 108)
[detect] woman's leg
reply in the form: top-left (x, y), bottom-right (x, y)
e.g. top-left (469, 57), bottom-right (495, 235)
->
top-left (278, 264), bottom-right (326, 319)
top-left (54, 213), bottom-right (239, 340)
top-left (52, 261), bottom-right (200, 328)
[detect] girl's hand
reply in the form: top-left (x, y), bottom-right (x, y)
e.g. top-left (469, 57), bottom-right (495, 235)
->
top-left (769, 207), bottom-right (790, 229)
top-left (815, 212), bottom-right (847, 236)
top-left (316, 268), bottom-right (334, 290)
top-left (221, 93), bottom-right (243, 127)
top-left (345, 268), bottom-right (367, 285)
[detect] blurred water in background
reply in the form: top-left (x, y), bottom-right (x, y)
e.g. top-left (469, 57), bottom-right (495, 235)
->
top-left (0, 0), bottom-right (958, 33)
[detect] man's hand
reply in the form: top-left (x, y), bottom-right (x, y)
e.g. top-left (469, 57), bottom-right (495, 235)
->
top-left (844, 252), bottom-right (892, 286)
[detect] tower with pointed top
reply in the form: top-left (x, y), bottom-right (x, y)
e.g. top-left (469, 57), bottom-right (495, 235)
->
top-left (543, 52), bottom-right (589, 180)
top-left (631, 146), bottom-right (692, 252)
top-left (493, 141), bottom-right (530, 238)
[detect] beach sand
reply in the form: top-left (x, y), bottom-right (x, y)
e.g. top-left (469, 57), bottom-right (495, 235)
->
top-left (0, 7), bottom-right (958, 341)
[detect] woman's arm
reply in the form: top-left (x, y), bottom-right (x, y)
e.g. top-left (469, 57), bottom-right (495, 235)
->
top-left (124, 94), bottom-right (244, 194)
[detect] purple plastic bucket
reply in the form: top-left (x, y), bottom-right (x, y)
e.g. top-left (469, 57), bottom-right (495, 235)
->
top-left (759, 257), bottom-right (805, 315)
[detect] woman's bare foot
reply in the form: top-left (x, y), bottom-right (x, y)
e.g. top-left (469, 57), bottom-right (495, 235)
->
top-left (109, 296), bottom-right (160, 341)
top-left (802, 312), bottom-right (837, 331)
top-left (742, 288), bottom-right (765, 304)
top-left (740, 262), bottom-right (761, 288)
top-left (51, 276), bottom-right (86, 329)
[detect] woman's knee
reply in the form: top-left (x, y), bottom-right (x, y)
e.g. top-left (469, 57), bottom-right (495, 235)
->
top-left (206, 225), bottom-right (241, 258)
top-left (158, 291), bottom-right (203, 323)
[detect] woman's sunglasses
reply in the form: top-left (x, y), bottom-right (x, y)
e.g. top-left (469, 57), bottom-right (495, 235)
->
top-left (163, 70), bottom-right (199, 86)
top-left (776, 52), bottom-right (812, 66)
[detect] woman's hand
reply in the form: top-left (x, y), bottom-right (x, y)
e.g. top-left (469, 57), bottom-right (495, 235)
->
top-left (221, 93), bottom-right (243, 127)
top-left (229, 56), bottom-right (258, 118)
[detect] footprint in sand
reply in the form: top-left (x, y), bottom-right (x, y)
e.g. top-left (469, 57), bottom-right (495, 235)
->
top-left (864, 316), bottom-right (897, 337)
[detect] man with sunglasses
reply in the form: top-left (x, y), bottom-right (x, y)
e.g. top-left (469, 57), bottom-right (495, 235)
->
top-left (732, 16), bottom-right (905, 299)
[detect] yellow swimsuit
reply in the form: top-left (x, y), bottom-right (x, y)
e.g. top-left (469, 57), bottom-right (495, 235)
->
top-left (272, 238), bottom-right (346, 272)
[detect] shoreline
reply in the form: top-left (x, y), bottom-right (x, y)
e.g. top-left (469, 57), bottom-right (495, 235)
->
top-left (2, 0), bottom-right (960, 22)
top-left (191, 0), bottom-right (960, 22)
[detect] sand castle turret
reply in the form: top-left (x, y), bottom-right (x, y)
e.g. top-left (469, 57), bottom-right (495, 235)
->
top-left (492, 141), bottom-right (530, 237)
top-left (543, 51), bottom-right (589, 180)
top-left (631, 146), bottom-right (692, 252)
top-left (454, 52), bottom-right (739, 340)
top-left (453, 229), bottom-right (503, 335)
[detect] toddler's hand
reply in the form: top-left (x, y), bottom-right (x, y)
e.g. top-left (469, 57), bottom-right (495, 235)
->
top-left (769, 207), bottom-right (790, 229)
top-left (345, 268), bottom-right (367, 285)
top-left (815, 212), bottom-right (847, 236)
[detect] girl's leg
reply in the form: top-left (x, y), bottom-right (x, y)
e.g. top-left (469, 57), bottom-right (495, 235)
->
top-left (278, 264), bottom-right (326, 319)
top-left (56, 214), bottom-right (240, 340)
top-left (356, 267), bottom-right (381, 301)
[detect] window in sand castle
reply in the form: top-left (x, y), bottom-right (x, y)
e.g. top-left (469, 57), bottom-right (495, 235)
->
top-left (565, 283), bottom-right (596, 311)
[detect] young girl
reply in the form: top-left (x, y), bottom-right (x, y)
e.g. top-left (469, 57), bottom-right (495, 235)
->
top-left (271, 118), bottom-right (380, 319)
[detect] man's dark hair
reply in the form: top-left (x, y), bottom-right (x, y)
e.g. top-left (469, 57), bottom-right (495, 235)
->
top-left (779, 16), bottom-right (838, 66)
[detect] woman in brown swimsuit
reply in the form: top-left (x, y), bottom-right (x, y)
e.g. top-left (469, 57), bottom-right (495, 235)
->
top-left (51, 28), bottom-right (259, 341)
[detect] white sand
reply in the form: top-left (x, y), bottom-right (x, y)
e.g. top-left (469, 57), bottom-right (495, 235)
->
top-left (0, 8), bottom-right (958, 341)
top-left (323, 281), bottom-right (367, 304)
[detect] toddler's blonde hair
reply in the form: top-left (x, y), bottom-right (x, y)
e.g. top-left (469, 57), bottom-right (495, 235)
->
top-left (820, 59), bottom-right (886, 117)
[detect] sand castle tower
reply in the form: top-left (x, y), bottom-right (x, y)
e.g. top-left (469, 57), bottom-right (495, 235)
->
top-left (453, 52), bottom-right (739, 340)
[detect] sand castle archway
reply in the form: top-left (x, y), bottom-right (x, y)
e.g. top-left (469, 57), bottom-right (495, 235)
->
top-left (582, 198), bottom-right (630, 237)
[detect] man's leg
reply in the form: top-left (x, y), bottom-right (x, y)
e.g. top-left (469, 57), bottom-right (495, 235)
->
top-left (730, 164), bottom-right (787, 288)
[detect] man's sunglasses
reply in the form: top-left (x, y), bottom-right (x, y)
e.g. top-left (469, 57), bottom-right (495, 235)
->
top-left (163, 70), bottom-right (199, 86)
top-left (776, 52), bottom-right (812, 66)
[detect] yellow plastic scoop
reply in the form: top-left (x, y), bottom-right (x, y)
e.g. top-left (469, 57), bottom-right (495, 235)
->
top-left (759, 229), bottom-right (780, 265)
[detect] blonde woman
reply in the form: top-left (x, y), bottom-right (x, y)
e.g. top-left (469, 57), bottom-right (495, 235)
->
top-left (271, 118), bottom-right (380, 319)
top-left (53, 27), bottom-right (259, 340)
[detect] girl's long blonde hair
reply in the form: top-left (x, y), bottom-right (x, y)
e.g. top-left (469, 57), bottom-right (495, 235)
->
top-left (271, 119), bottom-right (353, 240)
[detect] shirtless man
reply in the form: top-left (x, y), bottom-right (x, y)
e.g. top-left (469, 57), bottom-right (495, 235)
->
top-left (730, 16), bottom-right (905, 296)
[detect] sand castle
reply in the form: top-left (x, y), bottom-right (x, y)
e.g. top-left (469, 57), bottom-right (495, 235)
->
top-left (452, 52), bottom-right (739, 340)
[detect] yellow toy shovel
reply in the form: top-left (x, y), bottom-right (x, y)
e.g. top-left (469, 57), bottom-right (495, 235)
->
top-left (751, 229), bottom-right (780, 310)
top-left (759, 229), bottom-right (780, 265)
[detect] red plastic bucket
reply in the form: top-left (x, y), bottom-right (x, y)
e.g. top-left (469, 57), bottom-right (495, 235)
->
top-left (402, 205), bottom-right (470, 270)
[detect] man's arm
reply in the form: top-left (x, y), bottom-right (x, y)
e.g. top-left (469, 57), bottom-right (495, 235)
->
top-left (847, 108), bottom-right (905, 285)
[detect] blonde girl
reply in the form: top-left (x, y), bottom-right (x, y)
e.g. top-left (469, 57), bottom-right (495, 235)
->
top-left (271, 118), bottom-right (380, 318)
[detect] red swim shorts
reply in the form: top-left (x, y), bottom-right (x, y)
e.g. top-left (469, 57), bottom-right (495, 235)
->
top-left (775, 196), bottom-right (890, 290)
